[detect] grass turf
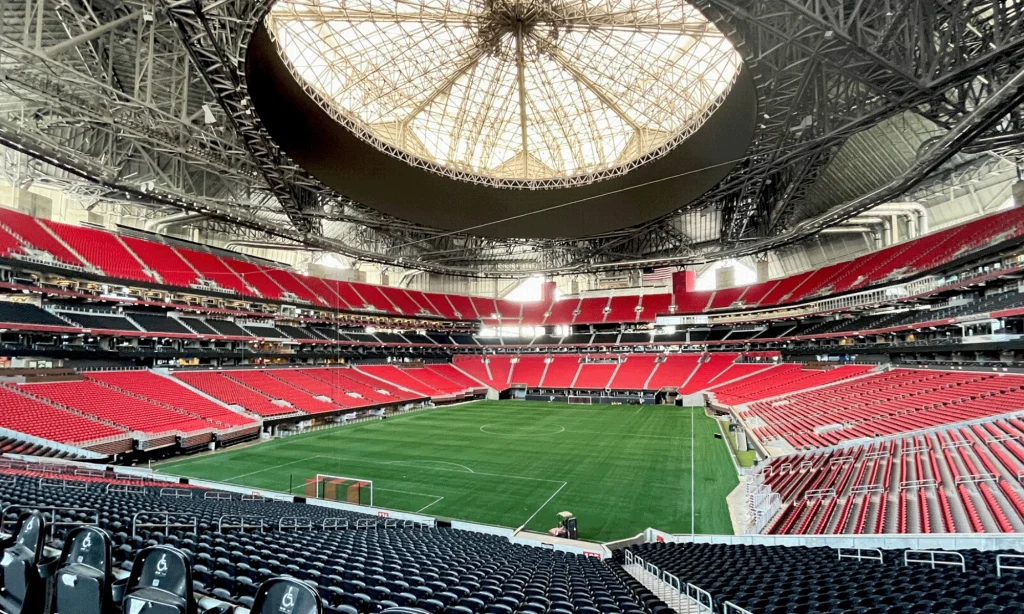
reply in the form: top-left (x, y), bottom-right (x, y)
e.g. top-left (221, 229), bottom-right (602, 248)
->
top-left (159, 400), bottom-right (738, 541)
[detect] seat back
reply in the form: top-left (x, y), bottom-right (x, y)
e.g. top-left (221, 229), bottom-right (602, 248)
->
top-left (0, 510), bottom-right (47, 614)
top-left (122, 546), bottom-right (196, 614)
top-left (54, 526), bottom-right (113, 614)
top-left (250, 577), bottom-right (322, 614)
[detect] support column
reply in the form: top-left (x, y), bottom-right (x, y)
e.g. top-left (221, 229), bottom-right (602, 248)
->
top-left (756, 260), bottom-right (770, 283)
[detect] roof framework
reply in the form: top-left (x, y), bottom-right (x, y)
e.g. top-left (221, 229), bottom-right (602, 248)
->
top-left (266, 0), bottom-right (741, 188)
top-left (0, 0), bottom-right (1021, 277)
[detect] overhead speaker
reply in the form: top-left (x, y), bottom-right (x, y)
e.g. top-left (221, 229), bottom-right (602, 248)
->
top-left (1012, 180), bottom-right (1024, 208)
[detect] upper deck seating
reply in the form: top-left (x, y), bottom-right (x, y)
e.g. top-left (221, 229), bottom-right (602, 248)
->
top-left (120, 237), bottom-right (200, 287)
top-left (41, 221), bottom-right (149, 282)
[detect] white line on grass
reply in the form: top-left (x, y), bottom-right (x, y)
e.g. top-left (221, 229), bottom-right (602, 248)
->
top-left (520, 481), bottom-right (567, 529)
top-left (284, 482), bottom-right (445, 513)
top-left (320, 454), bottom-right (565, 483)
top-left (225, 453), bottom-right (564, 487)
top-left (479, 423), bottom-right (565, 436)
top-left (224, 456), bottom-right (322, 481)
top-left (415, 496), bottom-right (445, 513)
top-left (383, 460), bottom-right (475, 473)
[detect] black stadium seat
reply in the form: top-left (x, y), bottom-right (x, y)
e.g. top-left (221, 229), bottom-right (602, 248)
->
top-left (0, 510), bottom-right (52, 614)
top-left (251, 577), bottom-right (323, 614)
top-left (53, 526), bottom-right (115, 614)
top-left (122, 545), bottom-right (197, 614)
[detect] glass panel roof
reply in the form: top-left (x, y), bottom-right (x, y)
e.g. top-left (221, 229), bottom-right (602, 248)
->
top-left (267, 0), bottom-right (742, 188)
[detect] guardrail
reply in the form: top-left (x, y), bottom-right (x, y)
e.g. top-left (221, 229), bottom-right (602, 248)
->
top-left (131, 511), bottom-right (197, 538)
top-left (997, 554), bottom-right (1024, 578)
top-left (904, 549), bottom-right (966, 572)
top-left (623, 550), bottom-right (719, 613)
top-left (159, 487), bottom-right (193, 498)
top-left (1, 505), bottom-right (98, 540)
top-left (837, 547), bottom-right (883, 564)
top-left (216, 514), bottom-right (266, 533)
top-left (278, 516), bottom-right (314, 531)
top-left (105, 483), bottom-right (147, 495)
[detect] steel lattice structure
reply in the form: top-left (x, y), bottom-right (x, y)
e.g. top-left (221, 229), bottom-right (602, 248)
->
top-left (0, 0), bottom-right (1022, 277)
top-left (266, 0), bottom-right (741, 188)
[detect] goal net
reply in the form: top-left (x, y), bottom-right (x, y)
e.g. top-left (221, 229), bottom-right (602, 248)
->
top-left (567, 396), bottom-right (593, 405)
top-left (304, 474), bottom-right (373, 507)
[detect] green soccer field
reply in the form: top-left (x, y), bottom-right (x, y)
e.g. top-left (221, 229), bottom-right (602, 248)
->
top-left (158, 401), bottom-right (739, 541)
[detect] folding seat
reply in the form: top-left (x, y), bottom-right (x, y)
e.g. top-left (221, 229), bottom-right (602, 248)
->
top-left (345, 591), bottom-right (372, 613)
top-left (212, 569), bottom-right (234, 593)
top-left (50, 526), bottom-right (115, 614)
top-left (469, 590), bottom-right (495, 606)
top-left (0, 510), bottom-right (53, 614)
top-left (367, 585), bottom-right (392, 602)
top-left (121, 546), bottom-right (198, 614)
top-left (250, 577), bottom-right (323, 614)
top-left (419, 598), bottom-right (446, 613)
top-left (237, 576), bottom-right (259, 598)
top-left (192, 564), bottom-right (212, 589)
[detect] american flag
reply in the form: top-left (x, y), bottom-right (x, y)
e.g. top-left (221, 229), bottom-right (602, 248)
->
top-left (641, 267), bottom-right (676, 284)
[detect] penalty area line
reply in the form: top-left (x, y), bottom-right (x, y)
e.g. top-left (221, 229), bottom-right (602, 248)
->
top-left (520, 481), bottom-right (567, 530)
top-left (415, 496), bottom-right (445, 513)
top-left (224, 455), bottom-right (327, 482)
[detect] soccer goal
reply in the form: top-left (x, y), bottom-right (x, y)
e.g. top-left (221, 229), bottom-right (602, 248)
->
top-left (304, 474), bottom-right (373, 507)
top-left (567, 396), bottom-right (593, 405)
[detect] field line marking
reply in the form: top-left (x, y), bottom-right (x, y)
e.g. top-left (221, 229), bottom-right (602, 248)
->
top-left (310, 454), bottom-right (565, 483)
top-left (222, 452), bottom-right (564, 486)
top-left (156, 405), bottom-right (462, 471)
top-left (479, 423), bottom-right (565, 436)
top-left (383, 460), bottom-right (474, 473)
top-left (562, 428), bottom-right (684, 440)
top-left (415, 496), bottom-right (445, 513)
top-left (376, 486), bottom-right (446, 498)
top-left (521, 481), bottom-right (567, 528)
top-left (224, 455), bottom-right (327, 481)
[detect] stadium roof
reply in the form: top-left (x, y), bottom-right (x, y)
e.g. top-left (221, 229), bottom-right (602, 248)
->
top-left (266, 0), bottom-right (742, 188)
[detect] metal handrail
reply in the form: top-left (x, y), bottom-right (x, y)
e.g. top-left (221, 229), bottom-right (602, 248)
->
top-left (159, 487), bottom-right (193, 498)
top-left (131, 511), bottom-right (197, 538)
top-left (216, 515), bottom-right (265, 533)
top-left (838, 548), bottom-right (884, 563)
top-left (1, 505), bottom-right (98, 540)
top-left (203, 491), bottom-right (233, 500)
top-left (278, 517), bottom-right (313, 531)
top-left (685, 583), bottom-right (714, 613)
top-left (996, 554), bottom-right (1024, 578)
top-left (904, 549), bottom-right (966, 572)
top-left (623, 550), bottom-right (716, 613)
top-left (105, 483), bottom-right (147, 494)
top-left (39, 477), bottom-right (89, 491)
top-left (322, 517), bottom-right (349, 530)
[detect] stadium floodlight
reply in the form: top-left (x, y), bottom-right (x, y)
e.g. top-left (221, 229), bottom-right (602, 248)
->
top-left (266, 0), bottom-right (742, 189)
